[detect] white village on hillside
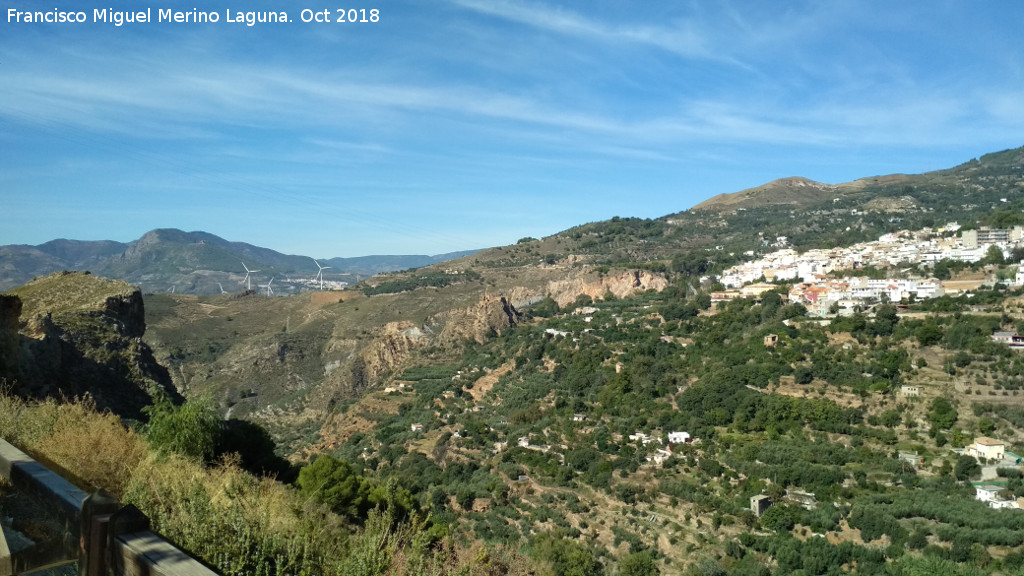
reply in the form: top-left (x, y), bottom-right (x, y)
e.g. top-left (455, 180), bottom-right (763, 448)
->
top-left (715, 223), bottom-right (1024, 316)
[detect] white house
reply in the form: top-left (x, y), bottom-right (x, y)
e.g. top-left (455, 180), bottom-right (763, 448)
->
top-left (629, 432), bottom-right (654, 445)
top-left (667, 431), bottom-right (691, 444)
top-left (967, 437), bottom-right (1006, 461)
top-left (646, 449), bottom-right (673, 467)
top-left (976, 485), bottom-right (1015, 509)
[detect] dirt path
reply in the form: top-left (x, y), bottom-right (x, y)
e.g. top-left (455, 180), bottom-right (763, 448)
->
top-left (466, 361), bottom-right (514, 402)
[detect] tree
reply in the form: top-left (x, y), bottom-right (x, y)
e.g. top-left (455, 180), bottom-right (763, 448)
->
top-left (978, 416), bottom-right (996, 435)
top-left (760, 504), bottom-right (794, 532)
top-left (671, 253), bottom-right (712, 277)
top-left (915, 324), bottom-right (944, 346)
top-left (532, 532), bottom-right (604, 576)
top-left (532, 296), bottom-right (560, 317)
top-left (218, 419), bottom-right (295, 480)
top-left (982, 245), bottom-right (1005, 266)
top-left (794, 365), bottom-right (814, 385)
top-left (874, 304), bottom-right (899, 336)
top-left (620, 551), bottom-right (659, 576)
top-left (297, 455), bottom-right (380, 521)
top-left (143, 395), bottom-right (221, 462)
top-left (928, 397), bottom-right (958, 430)
top-left (908, 529), bottom-right (928, 550)
top-left (954, 455), bottom-right (981, 481)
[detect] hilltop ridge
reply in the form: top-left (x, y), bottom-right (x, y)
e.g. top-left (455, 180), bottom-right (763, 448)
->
top-left (2, 271), bottom-right (178, 418)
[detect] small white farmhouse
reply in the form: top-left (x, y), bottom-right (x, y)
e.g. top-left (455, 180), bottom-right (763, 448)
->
top-left (967, 437), bottom-right (1006, 461)
top-left (667, 431), bottom-right (691, 444)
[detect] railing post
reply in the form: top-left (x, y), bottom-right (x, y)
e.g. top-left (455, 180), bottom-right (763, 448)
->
top-left (80, 491), bottom-right (119, 576)
top-left (107, 504), bottom-right (150, 575)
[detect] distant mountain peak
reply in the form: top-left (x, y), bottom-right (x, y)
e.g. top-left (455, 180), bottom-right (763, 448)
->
top-left (0, 229), bottom-right (480, 295)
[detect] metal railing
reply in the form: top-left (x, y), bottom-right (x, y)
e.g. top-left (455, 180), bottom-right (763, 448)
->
top-left (0, 439), bottom-right (217, 576)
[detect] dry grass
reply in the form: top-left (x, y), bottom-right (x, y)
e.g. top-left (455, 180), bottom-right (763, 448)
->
top-left (0, 393), bottom-right (343, 573)
top-left (33, 403), bottom-right (148, 498)
top-left (0, 392), bottom-right (520, 575)
top-left (0, 394), bottom-right (147, 498)
top-left (6, 271), bottom-right (135, 319)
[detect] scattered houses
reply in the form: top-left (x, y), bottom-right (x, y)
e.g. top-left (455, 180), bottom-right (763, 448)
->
top-left (646, 449), bottom-right (673, 467)
top-left (898, 452), bottom-right (924, 468)
top-left (667, 431), bottom-right (692, 444)
top-left (785, 489), bottom-right (818, 510)
top-left (898, 386), bottom-right (921, 398)
top-left (629, 432), bottom-right (655, 445)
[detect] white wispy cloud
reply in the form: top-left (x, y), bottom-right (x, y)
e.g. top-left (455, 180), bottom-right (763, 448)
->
top-left (448, 0), bottom-right (722, 61)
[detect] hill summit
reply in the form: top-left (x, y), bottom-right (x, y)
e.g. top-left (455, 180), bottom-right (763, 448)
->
top-left (1, 271), bottom-right (178, 418)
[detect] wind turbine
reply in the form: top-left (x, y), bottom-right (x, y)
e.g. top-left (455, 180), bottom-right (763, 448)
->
top-left (217, 282), bottom-right (226, 295)
top-left (241, 262), bottom-right (261, 291)
top-left (266, 277), bottom-right (275, 297)
top-left (312, 258), bottom-right (331, 290)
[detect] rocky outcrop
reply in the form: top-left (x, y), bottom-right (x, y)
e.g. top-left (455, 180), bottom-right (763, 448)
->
top-left (0, 295), bottom-right (21, 381)
top-left (361, 321), bottom-right (428, 384)
top-left (436, 294), bottom-right (527, 345)
top-left (547, 270), bottom-right (669, 307)
top-left (6, 272), bottom-right (178, 419)
top-left (101, 290), bottom-right (147, 339)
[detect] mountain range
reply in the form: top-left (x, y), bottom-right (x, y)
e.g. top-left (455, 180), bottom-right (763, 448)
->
top-left (3, 144), bottom-right (1023, 297)
top-left (0, 228), bottom-right (479, 295)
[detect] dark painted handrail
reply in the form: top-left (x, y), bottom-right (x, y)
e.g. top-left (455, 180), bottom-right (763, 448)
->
top-left (0, 439), bottom-right (217, 575)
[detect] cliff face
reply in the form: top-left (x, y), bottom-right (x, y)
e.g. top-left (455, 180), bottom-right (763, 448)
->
top-left (547, 270), bottom-right (669, 307)
top-left (436, 294), bottom-right (526, 345)
top-left (361, 322), bottom-right (427, 384)
top-left (101, 290), bottom-right (147, 339)
top-left (142, 265), bottom-right (670, 455)
top-left (5, 272), bottom-right (178, 419)
top-left (0, 295), bottom-right (21, 381)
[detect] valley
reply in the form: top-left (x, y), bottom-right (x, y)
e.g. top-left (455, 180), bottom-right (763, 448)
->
top-left (3, 146), bottom-right (1024, 574)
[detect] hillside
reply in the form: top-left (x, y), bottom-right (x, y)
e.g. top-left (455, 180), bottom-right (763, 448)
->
top-left (692, 146), bottom-right (1024, 214)
top-left (134, 144), bottom-right (1024, 454)
top-left (23, 264), bottom-right (1024, 575)
top-left (693, 176), bottom-right (850, 211)
top-left (3, 146), bottom-right (1021, 297)
top-left (142, 263), bottom-right (666, 452)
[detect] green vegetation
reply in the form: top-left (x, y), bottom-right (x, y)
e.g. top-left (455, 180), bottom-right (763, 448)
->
top-left (0, 393), bottom-right (531, 576)
top-left (360, 270), bottom-right (481, 296)
top-left (143, 394), bottom-right (221, 461)
top-left (314, 276), bottom-right (1024, 574)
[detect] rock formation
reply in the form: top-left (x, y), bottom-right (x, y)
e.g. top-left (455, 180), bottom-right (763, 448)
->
top-left (4, 272), bottom-right (178, 419)
top-left (437, 294), bottom-right (526, 345)
top-left (360, 321), bottom-right (428, 384)
top-left (0, 295), bottom-right (21, 381)
top-left (547, 270), bottom-right (669, 307)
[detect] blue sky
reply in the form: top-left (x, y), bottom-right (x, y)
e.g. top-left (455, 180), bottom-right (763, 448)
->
top-left (2, 1), bottom-right (1023, 257)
